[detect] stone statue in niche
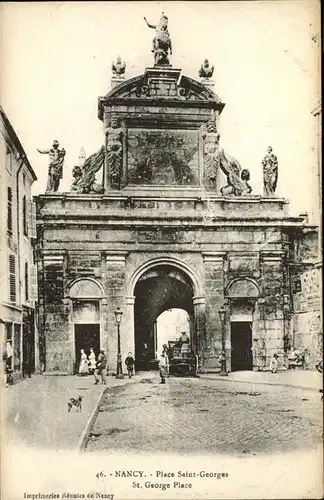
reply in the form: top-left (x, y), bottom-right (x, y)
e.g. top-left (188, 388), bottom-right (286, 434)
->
top-left (262, 146), bottom-right (278, 196)
top-left (112, 56), bottom-right (126, 76)
top-left (199, 59), bottom-right (214, 79)
top-left (106, 115), bottom-right (123, 188)
top-left (70, 146), bottom-right (105, 194)
top-left (144, 12), bottom-right (172, 66)
top-left (37, 140), bottom-right (66, 192)
top-left (219, 149), bottom-right (252, 196)
top-left (202, 120), bottom-right (220, 189)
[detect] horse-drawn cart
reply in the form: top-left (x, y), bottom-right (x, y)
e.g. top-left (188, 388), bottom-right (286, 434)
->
top-left (167, 340), bottom-right (199, 377)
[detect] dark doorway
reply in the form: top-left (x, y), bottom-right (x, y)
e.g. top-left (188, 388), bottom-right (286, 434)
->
top-left (22, 308), bottom-right (35, 378)
top-left (74, 324), bottom-right (100, 374)
top-left (231, 322), bottom-right (253, 371)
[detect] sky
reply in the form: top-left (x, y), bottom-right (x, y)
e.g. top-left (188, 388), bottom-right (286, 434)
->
top-left (1, 1), bottom-right (320, 219)
top-left (156, 308), bottom-right (190, 355)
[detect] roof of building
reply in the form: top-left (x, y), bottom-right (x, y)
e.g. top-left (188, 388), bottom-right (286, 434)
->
top-left (311, 102), bottom-right (321, 116)
top-left (0, 105), bottom-right (37, 181)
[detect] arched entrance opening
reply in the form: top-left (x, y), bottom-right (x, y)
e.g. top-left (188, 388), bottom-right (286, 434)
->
top-left (133, 264), bottom-right (196, 370)
top-left (155, 308), bottom-right (192, 358)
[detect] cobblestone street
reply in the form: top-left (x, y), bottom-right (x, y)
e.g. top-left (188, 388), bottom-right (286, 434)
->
top-left (86, 375), bottom-right (323, 456)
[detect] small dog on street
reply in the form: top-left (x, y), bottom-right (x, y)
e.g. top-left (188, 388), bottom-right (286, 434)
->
top-left (68, 396), bottom-right (83, 412)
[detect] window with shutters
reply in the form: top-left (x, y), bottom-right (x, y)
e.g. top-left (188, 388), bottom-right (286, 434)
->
top-left (6, 145), bottom-right (12, 174)
top-left (25, 261), bottom-right (29, 301)
top-left (23, 195), bottom-right (28, 235)
top-left (28, 201), bottom-right (37, 239)
top-left (7, 187), bottom-right (13, 235)
top-left (8, 254), bottom-right (16, 303)
top-left (29, 264), bottom-right (38, 301)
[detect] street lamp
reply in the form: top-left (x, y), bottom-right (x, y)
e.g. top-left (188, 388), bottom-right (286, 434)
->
top-left (283, 294), bottom-right (291, 353)
top-left (218, 305), bottom-right (228, 376)
top-left (114, 307), bottom-right (124, 379)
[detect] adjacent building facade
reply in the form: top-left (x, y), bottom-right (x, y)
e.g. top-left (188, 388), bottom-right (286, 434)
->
top-left (0, 107), bottom-right (38, 383)
top-left (288, 101), bottom-right (323, 366)
top-left (34, 57), bottom-right (320, 375)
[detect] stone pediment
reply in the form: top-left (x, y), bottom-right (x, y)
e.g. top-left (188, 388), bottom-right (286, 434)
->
top-left (98, 67), bottom-right (225, 119)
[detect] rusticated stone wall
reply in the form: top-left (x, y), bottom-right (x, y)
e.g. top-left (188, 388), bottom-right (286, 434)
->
top-left (41, 255), bottom-right (71, 373)
top-left (35, 191), bottom-right (312, 375)
top-left (202, 253), bottom-right (226, 370)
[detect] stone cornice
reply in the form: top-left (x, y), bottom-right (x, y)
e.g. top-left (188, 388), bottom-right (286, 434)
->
top-left (202, 252), bottom-right (226, 263)
top-left (105, 252), bottom-right (128, 265)
top-left (42, 254), bottom-right (64, 264)
top-left (35, 192), bottom-right (290, 203)
top-left (36, 216), bottom-right (308, 228)
top-left (260, 250), bottom-right (285, 261)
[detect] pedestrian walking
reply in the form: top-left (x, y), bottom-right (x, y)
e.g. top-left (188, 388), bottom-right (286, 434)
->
top-left (94, 349), bottom-right (107, 385)
top-left (270, 353), bottom-right (279, 373)
top-left (78, 349), bottom-right (89, 376)
top-left (23, 342), bottom-right (33, 379)
top-left (162, 344), bottom-right (170, 377)
top-left (125, 352), bottom-right (135, 378)
top-left (88, 347), bottom-right (96, 375)
top-left (158, 352), bottom-right (168, 384)
top-left (142, 342), bottom-right (149, 370)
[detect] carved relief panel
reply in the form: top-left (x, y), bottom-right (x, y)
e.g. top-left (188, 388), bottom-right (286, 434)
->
top-left (127, 128), bottom-right (200, 186)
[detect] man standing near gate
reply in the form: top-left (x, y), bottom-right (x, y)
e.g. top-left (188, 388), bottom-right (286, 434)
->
top-left (94, 349), bottom-right (107, 385)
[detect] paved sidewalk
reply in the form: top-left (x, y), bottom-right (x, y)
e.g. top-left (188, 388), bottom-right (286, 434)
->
top-left (200, 369), bottom-right (323, 391)
top-left (2, 373), bottom-right (136, 451)
top-left (2, 369), bottom-right (322, 453)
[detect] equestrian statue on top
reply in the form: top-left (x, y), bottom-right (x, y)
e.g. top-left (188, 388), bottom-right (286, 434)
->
top-left (144, 12), bottom-right (172, 66)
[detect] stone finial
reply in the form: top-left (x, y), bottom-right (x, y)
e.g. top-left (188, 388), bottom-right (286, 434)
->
top-left (112, 56), bottom-right (126, 77)
top-left (111, 56), bottom-right (126, 89)
top-left (199, 59), bottom-right (214, 79)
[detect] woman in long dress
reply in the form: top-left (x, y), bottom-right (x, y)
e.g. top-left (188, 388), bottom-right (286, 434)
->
top-left (88, 348), bottom-right (97, 375)
top-left (78, 349), bottom-right (89, 376)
